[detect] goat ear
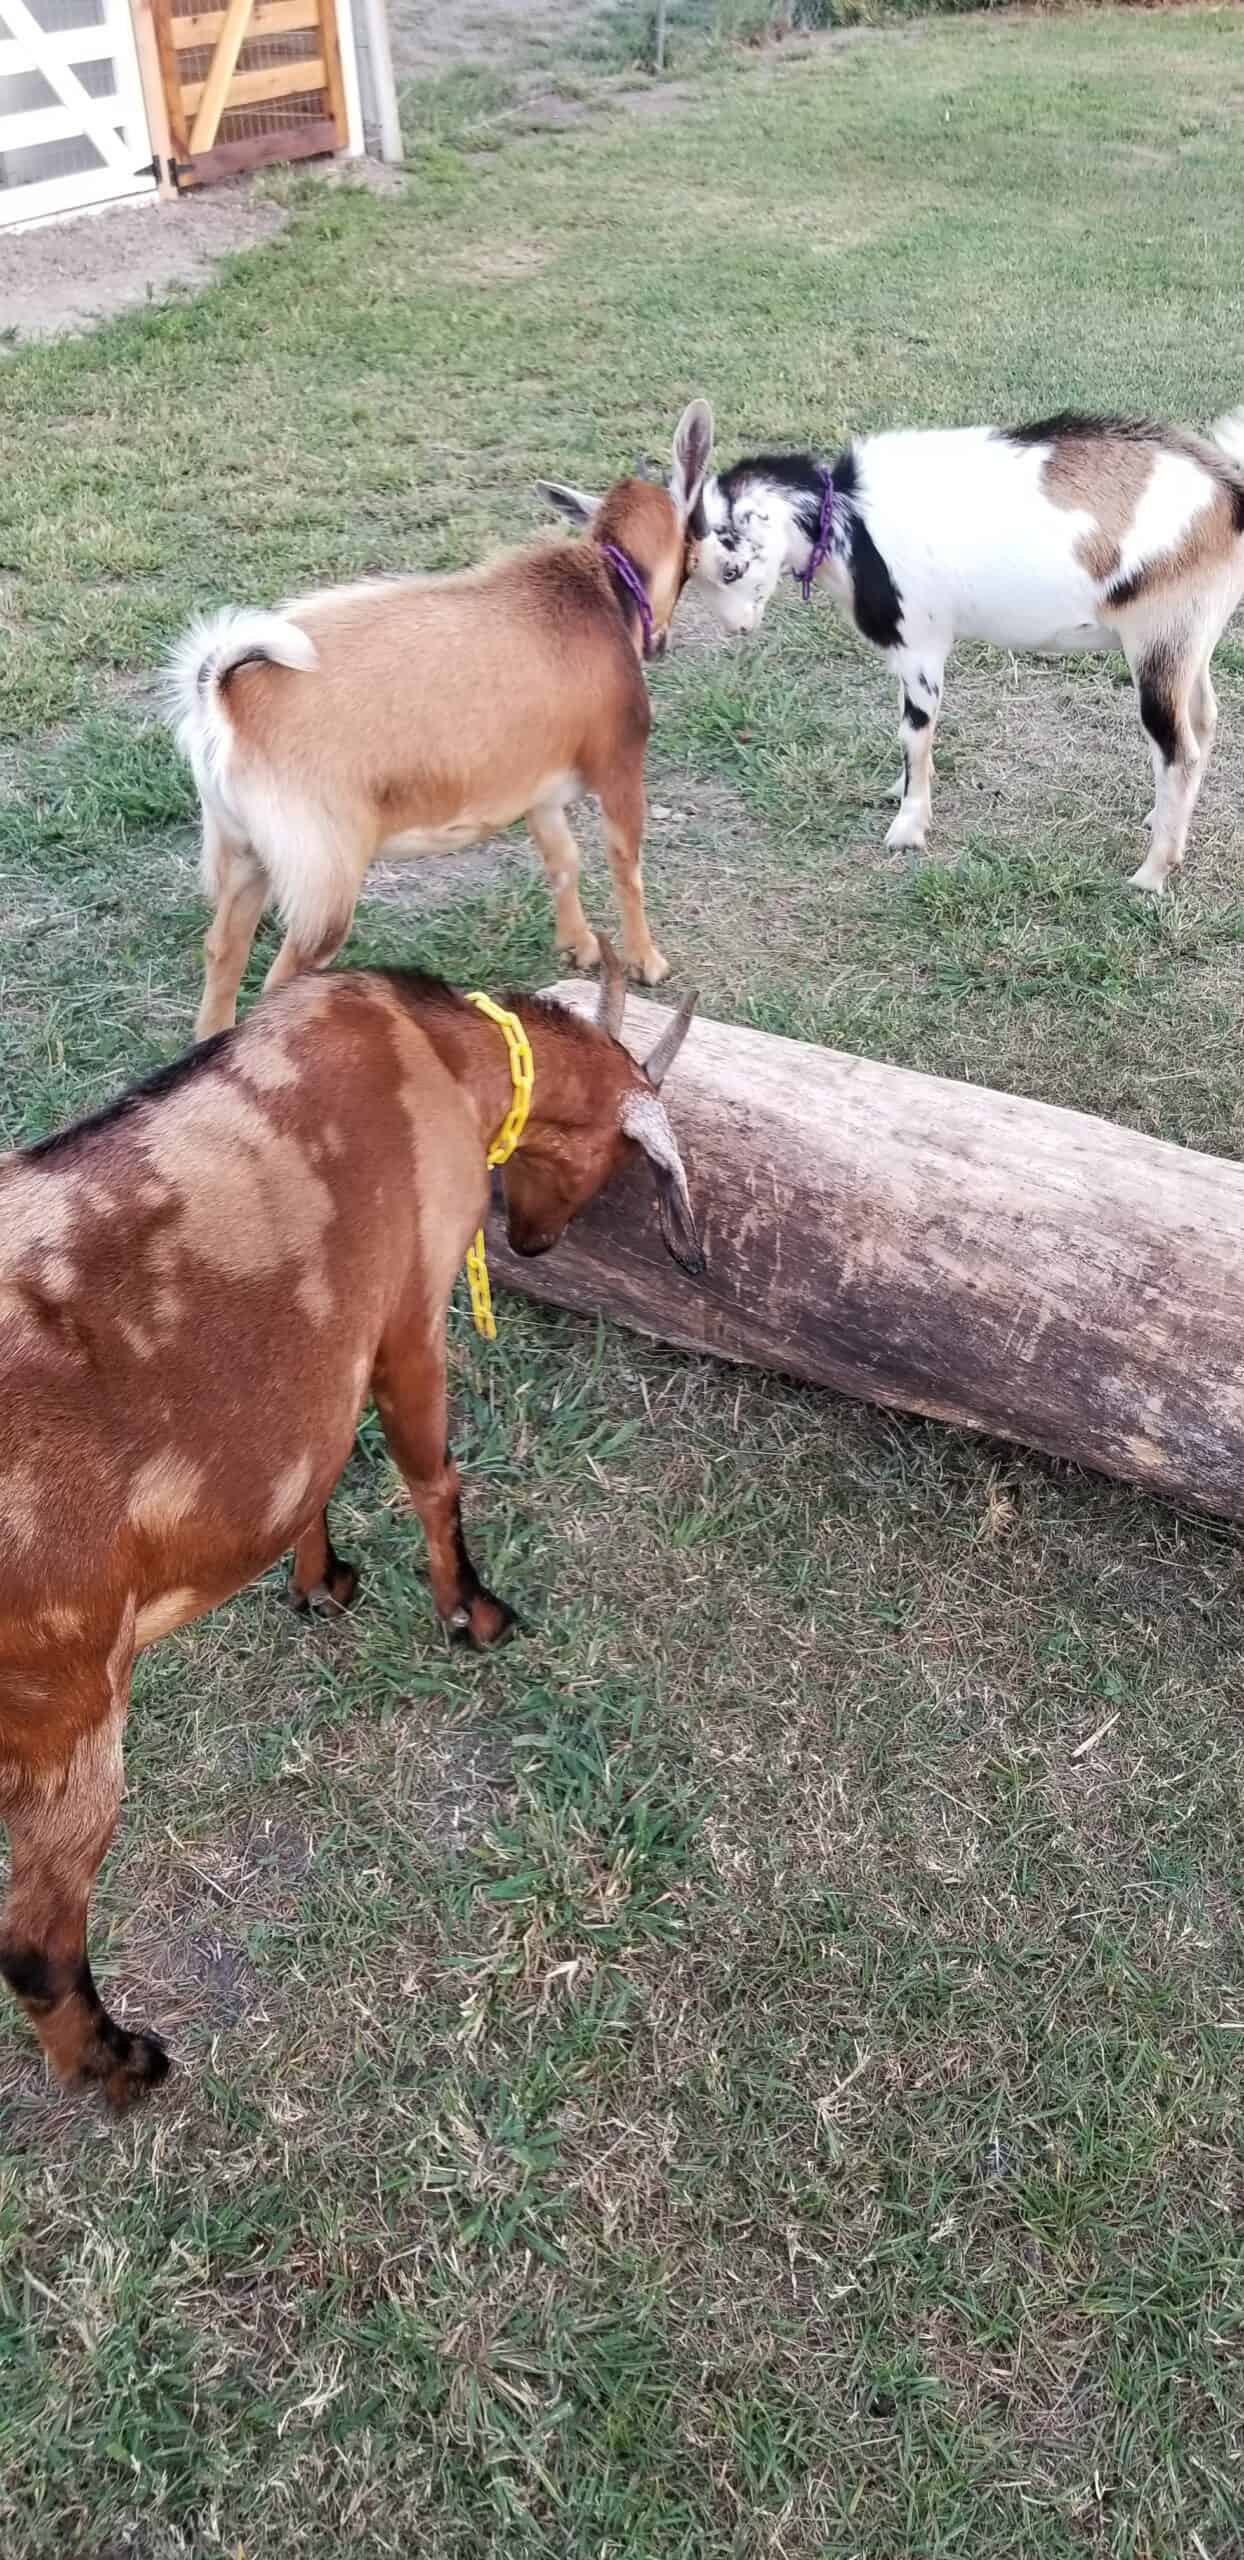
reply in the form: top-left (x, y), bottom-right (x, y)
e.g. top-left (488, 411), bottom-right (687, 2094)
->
top-left (671, 399), bottom-right (715, 519)
top-left (535, 479), bottom-right (601, 527)
top-left (643, 987), bottom-right (697, 1089)
top-left (595, 934), bottom-right (627, 1040)
top-left (621, 1089), bottom-right (706, 1277)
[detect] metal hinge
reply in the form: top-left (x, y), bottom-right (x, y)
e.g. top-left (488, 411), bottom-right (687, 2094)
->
top-left (136, 153), bottom-right (185, 193)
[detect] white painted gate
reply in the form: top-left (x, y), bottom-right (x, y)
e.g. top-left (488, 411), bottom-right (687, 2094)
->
top-left (0, 0), bottom-right (154, 230)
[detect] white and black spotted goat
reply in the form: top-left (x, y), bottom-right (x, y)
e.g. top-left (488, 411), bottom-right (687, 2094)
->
top-left (689, 411), bottom-right (1244, 892)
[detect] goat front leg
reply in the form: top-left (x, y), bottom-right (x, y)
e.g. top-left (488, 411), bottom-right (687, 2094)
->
top-left (287, 1509), bottom-right (358, 1614)
top-left (0, 1646), bottom-right (170, 2109)
top-left (884, 648), bottom-right (946, 853)
top-left (596, 762), bottom-right (669, 985)
top-left (372, 1326), bottom-right (516, 1647)
top-left (528, 798), bottom-right (601, 972)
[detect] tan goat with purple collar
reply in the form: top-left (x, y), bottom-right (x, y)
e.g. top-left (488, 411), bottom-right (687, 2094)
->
top-left (169, 402), bottom-right (714, 1035)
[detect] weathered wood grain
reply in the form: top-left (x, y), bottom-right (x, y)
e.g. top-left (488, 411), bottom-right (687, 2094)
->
top-left (485, 985), bottom-right (1244, 1519)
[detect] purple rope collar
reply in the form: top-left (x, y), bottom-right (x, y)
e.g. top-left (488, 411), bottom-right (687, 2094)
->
top-left (601, 541), bottom-right (655, 659)
top-left (793, 464), bottom-right (834, 601)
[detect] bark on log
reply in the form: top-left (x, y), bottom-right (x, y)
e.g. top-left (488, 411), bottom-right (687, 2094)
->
top-left (484, 984), bottom-right (1244, 1521)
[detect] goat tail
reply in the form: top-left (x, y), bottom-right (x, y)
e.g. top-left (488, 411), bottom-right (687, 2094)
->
top-left (164, 607), bottom-right (317, 779)
top-left (1209, 405), bottom-right (1244, 474)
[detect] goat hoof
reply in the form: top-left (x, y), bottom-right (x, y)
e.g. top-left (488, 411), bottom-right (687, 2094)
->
top-left (564, 932), bottom-right (601, 972)
top-left (1127, 859), bottom-right (1168, 896)
top-left (89, 2027), bottom-right (172, 2113)
top-left (448, 1589), bottom-right (519, 1649)
top-left (884, 813), bottom-right (927, 853)
top-left (287, 1558), bottom-right (359, 1614)
top-left (631, 947), bottom-right (671, 986)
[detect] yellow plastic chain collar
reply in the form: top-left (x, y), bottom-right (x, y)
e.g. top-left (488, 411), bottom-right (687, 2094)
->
top-left (463, 992), bottom-right (535, 1340)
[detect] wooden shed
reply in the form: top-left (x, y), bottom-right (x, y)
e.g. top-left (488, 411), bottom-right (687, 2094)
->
top-left (0, 0), bottom-right (398, 229)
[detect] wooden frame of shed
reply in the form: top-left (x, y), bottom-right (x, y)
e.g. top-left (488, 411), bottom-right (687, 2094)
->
top-left (0, 0), bottom-right (398, 230)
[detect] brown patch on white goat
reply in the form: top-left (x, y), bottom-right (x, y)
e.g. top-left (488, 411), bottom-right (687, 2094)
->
top-left (1041, 434), bottom-right (1155, 583)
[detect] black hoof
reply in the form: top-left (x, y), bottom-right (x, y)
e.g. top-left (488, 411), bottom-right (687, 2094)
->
top-left (96, 2028), bottom-right (172, 2113)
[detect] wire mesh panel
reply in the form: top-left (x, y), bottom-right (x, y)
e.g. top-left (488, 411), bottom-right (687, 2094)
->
top-left (152, 0), bottom-right (345, 184)
top-left (0, 0), bottom-right (154, 226)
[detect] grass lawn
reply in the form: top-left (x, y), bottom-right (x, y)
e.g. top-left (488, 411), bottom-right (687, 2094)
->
top-left (3, 10), bottom-right (1244, 2555)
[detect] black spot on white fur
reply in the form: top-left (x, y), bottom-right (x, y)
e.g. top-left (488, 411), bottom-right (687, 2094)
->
top-left (832, 448), bottom-right (904, 650)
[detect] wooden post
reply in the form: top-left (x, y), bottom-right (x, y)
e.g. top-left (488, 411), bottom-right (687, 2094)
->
top-left (485, 985), bottom-right (1244, 1523)
top-left (355, 0), bottom-right (401, 161)
top-left (129, 0), bottom-right (178, 195)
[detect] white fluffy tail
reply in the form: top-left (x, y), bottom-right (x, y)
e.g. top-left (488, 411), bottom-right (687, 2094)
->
top-left (164, 606), bottom-right (317, 786)
top-left (1210, 405), bottom-right (1244, 472)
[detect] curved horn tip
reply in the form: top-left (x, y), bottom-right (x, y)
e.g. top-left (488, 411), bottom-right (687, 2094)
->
top-left (643, 986), bottom-right (699, 1088)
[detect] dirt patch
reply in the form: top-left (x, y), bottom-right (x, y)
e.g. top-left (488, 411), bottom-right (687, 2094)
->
top-left (388, 0), bottom-right (622, 81)
top-left (0, 180), bottom-right (287, 347)
top-left (612, 77), bottom-right (700, 118)
top-left (441, 239), bottom-right (553, 282)
top-left (363, 839), bottom-right (525, 910)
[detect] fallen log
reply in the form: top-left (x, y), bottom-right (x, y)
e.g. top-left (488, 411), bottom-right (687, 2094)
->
top-left (484, 984), bottom-right (1244, 1521)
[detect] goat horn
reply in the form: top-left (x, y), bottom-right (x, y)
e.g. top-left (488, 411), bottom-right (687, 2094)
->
top-left (643, 988), bottom-right (698, 1088)
top-left (595, 935), bottom-right (626, 1039)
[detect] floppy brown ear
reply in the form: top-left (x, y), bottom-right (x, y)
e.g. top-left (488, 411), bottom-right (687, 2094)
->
top-left (621, 1089), bottom-right (706, 1277)
top-left (535, 479), bottom-right (601, 527)
top-left (652, 1162), bottom-right (706, 1275)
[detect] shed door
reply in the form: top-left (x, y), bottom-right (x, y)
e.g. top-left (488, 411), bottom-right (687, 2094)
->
top-left (0, 0), bottom-right (155, 230)
top-left (151, 0), bottom-right (346, 187)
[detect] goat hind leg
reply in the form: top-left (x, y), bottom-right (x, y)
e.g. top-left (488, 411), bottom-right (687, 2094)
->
top-left (263, 912), bottom-right (353, 997)
top-left (1140, 664), bottom-right (1215, 834)
top-left (262, 839), bottom-right (361, 997)
top-left (0, 1668), bottom-right (169, 2109)
top-left (197, 821), bottom-right (269, 1039)
top-left (372, 1328), bottom-right (515, 1647)
top-left (1128, 641), bottom-right (1203, 893)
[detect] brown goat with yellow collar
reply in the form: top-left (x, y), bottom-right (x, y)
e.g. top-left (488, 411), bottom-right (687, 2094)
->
top-left (0, 948), bottom-right (700, 2109)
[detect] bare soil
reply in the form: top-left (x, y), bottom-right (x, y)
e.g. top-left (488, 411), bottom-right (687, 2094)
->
top-left (387, 0), bottom-right (621, 80)
top-left (0, 181), bottom-right (286, 347)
